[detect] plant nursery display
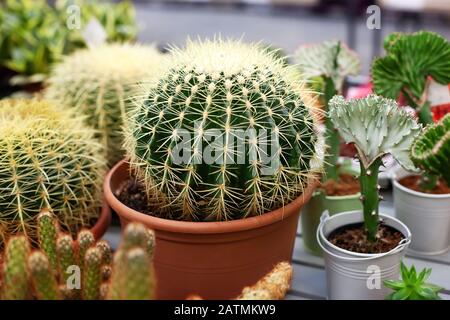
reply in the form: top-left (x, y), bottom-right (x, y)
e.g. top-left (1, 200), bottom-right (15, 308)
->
top-left (0, 0), bottom-right (137, 93)
top-left (295, 40), bottom-right (361, 255)
top-left (383, 262), bottom-right (442, 300)
top-left (318, 94), bottom-right (420, 299)
top-left (46, 43), bottom-right (165, 166)
top-left (105, 38), bottom-right (322, 299)
top-left (0, 99), bottom-right (107, 245)
top-left (373, 31), bottom-right (450, 255)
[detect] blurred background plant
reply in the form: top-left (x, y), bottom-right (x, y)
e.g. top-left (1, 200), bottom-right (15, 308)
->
top-left (0, 0), bottom-right (137, 93)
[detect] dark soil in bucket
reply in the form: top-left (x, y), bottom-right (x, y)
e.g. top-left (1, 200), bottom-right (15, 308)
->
top-left (399, 175), bottom-right (450, 195)
top-left (327, 222), bottom-right (404, 254)
top-left (116, 178), bottom-right (155, 216)
top-left (321, 173), bottom-right (360, 196)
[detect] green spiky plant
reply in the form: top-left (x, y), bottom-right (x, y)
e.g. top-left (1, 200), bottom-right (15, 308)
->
top-left (372, 31), bottom-right (450, 190)
top-left (410, 113), bottom-right (450, 187)
top-left (384, 262), bottom-right (442, 300)
top-left (0, 212), bottom-right (155, 300)
top-left (124, 38), bottom-right (322, 221)
top-left (295, 40), bottom-right (360, 181)
top-left (0, 99), bottom-right (105, 244)
top-left (46, 44), bottom-right (165, 166)
top-left (329, 95), bottom-right (421, 241)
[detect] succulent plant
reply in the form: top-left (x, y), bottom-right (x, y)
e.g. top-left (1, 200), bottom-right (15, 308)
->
top-left (0, 212), bottom-right (155, 300)
top-left (384, 262), bottom-right (442, 300)
top-left (0, 99), bottom-right (105, 244)
top-left (329, 95), bottom-right (421, 241)
top-left (372, 31), bottom-right (450, 126)
top-left (295, 40), bottom-right (360, 180)
top-left (410, 113), bottom-right (450, 187)
top-left (0, 0), bottom-right (137, 81)
top-left (46, 44), bottom-right (165, 166)
top-left (124, 38), bottom-right (322, 221)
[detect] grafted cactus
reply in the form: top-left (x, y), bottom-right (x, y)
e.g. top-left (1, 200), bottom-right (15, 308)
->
top-left (0, 99), bottom-right (105, 244)
top-left (329, 95), bottom-right (421, 240)
top-left (125, 39), bottom-right (322, 221)
top-left (295, 40), bottom-right (360, 180)
top-left (46, 43), bottom-right (166, 166)
top-left (372, 31), bottom-right (450, 126)
top-left (411, 114), bottom-right (450, 186)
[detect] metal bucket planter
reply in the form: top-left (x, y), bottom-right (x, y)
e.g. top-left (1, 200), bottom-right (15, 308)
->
top-left (301, 163), bottom-right (361, 256)
top-left (392, 167), bottom-right (450, 255)
top-left (318, 211), bottom-right (411, 300)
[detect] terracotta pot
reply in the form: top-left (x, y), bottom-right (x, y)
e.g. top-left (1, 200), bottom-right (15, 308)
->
top-left (91, 200), bottom-right (112, 240)
top-left (104, 160), bottom-right (318, 299)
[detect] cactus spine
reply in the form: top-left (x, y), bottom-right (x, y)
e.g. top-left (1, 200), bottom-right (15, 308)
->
top-left (295, 40), bottom-right (360, 181)
top-left (0, 99), bottom-right (105, 243)
top-left (124, 39), bottom-right (321, 221)
top-left (329, 95), bottom-right (421, 241)
top-left (46, 44), bottom-right (166, 166)
top-left (411, 114), bottom-right (450, 186)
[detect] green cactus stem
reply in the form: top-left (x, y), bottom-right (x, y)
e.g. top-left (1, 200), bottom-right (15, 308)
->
top-left (411, 114), bottom-right (450, 187)
top-left (56, 234), bottom-right (76, 283)
top-left (123, 248), bottom-right (155, 300)
top-left (295, 40), bottom-right (360, 181)
top-left (1, 236), bottom-right (30, 300)
top-left (96, 240), bottom-right (112, 265)
top-left (77, 229), bottom-right (95, 268)
top-left (124, 38), bottom-right (322, 221)
top-left (329, 95), bottom-right (421, 241)
top-left (28, 251), bottom-right (59, 300)
top-left (37, 209), bottom-right (58, 272)
top-left (82, 247), bottom-right (102, 300)
top-left (122, 223), bottom-right (155, 255)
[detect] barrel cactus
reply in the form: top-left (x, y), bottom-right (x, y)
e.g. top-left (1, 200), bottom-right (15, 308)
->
top-left (0, 99), bottom-right (105, 244)
top-left (411, 113), bottom-right (450, 186)
top-left (294, 40), bottom-right (360, 180)
top-left (124, 39), bottom-right (322, 221)
top-left (329, 95), bottom-right (421, 240)
top-left (46, 43), bottom-right (165, 166)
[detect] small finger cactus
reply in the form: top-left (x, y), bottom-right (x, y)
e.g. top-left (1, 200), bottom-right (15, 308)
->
top-left (0, 212), bottom-right (155, 300)
top-left (294, 40), bottom-right (360, 180)
top-left (46, 43), bottom-right (166, 166)
top-left (329, 95), bottom-right (421, 241)
top-left (0, 99), bottom-right (105, 244)
top-left (124, 38), bottom-right (322, 221)
top-left (411, 113), bottom-right (450, 186)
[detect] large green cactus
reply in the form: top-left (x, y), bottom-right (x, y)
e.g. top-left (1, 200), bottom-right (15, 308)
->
top-left (329, 95), bottom-right (421, 241)
top-left (0, 99), bottom-right (105, 244)
top-left (124, 39), bottom-right (322, 221)
top-left (411, 114), bottom-right (450, 187)
top-left (295, 40), bottom-right (360, 180)
top-left (46, 43), bottom-right (166, 166)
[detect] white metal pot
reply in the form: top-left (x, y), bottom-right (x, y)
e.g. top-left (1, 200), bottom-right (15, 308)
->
top-left (317, 210), bottom-right (411, 300)
top-left (392, 167), bottom-right (450, 255)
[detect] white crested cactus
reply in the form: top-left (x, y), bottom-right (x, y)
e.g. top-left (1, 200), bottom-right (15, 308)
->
top-left (0, 99), bottom-right (105, 244)
top-left (124, 39), bottom-right (322, 221)
top-left (295, 40), bottom-right (360, 180)
top-left (329, 95), bottom-right (421, 240)
top-left (46, 43), bottom-right (165, 166)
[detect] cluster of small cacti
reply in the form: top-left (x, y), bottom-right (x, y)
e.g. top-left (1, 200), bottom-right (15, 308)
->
top-left (329, 95), bottom-right (421, 240)
top-left (411, 113), bottom-right (450, 187)
top-left (294, 40), bottom-right (360, 180)
top-left (0, 210), bottom-right (155, 300)
top-left (46, 43), bottom-right (166, 166)
top-left (124, 38), bottom-right (322, 221)
top-left (0, 99), bottom-right (105, 245)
